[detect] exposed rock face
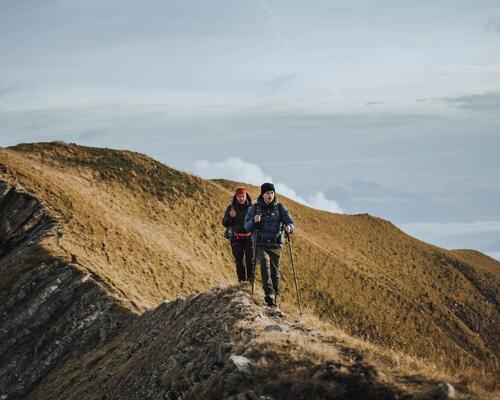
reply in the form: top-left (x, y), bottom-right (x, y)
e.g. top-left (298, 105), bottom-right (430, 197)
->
top-left (0, 181), bottom-right (52, 259)
top-left (0, 261), bottom-right (129, 399)
top-left (0, 182), bottom-right (130, 399)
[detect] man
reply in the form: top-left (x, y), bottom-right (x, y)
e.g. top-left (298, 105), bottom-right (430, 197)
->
top-left (245, 183), bottom-right (295, 307)
top-left (222, 188), bottom-right (254, 283)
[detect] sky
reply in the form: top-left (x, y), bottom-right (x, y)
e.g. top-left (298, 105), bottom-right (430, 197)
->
top-left (1, 0), bottom-right (500, 259)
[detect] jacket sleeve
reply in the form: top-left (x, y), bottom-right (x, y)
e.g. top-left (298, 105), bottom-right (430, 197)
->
top-left (280, 204), bottom-right (295, 232)
top-left (222, 206), bottom-right (233, 227)
top-left (244, 204), bottom-right (256, 232)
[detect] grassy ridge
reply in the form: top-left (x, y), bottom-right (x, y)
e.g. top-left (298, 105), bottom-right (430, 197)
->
top-left (12, 142), bottom-right (202, 200)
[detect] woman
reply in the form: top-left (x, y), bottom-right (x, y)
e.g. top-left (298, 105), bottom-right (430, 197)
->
top-left (222, 188), bottom-right (254, 284)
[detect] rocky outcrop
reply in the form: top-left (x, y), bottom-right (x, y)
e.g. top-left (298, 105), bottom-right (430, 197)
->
top-left (0, 182), bottom-right (130, 400)
top-left (27, 287), bottom-right (410, 400)
top-left (0, 181), bottom-right (53, 260)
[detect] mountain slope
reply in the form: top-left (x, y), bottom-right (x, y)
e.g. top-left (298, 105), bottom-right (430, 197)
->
top-left (0, 142), bottom-right (498, 397)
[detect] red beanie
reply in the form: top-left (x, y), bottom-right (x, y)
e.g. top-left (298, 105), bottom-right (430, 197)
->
top-left (235, 188), bottom-right (247, 196)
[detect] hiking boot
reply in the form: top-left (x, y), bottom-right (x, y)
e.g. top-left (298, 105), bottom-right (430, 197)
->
top-left (265, 295), bottom-right (277, 307)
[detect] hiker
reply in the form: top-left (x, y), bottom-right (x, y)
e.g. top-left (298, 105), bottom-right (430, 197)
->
top-left (245, 183), bottom-right (295, 307)
top-left (222, 188), bottom-right (254, 284)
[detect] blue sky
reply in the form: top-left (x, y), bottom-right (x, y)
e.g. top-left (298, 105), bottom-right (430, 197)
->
top-left (1, 1), bottom-right (500, 259)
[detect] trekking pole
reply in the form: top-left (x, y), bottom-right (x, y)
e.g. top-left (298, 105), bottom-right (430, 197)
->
top-left (242, 239), bottom-right (248, 285)
top-left (287, 233), bottom-right (303, 316)
top-left (251, 229), bottom-right (258, 295)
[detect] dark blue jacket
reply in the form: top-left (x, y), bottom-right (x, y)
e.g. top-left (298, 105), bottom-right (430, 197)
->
top-left (244, 195), bottom-right (295, 248)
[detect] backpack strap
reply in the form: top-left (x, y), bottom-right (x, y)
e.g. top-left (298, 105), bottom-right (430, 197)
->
top-left (277, 203), bottom-right (285, 224)
top-left (256, 202), bottom-right (284, 221)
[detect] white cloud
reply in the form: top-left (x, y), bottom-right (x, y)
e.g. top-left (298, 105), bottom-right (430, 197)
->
top-left (398, 221), bottom-right (500, 254)
top-left (399, 221), bottom-right (500, 237)
top-left (193, 157), bottom-right (272, 185)
top-left (440, 91), bottom-right (500, 113)
top-left (434, 64), bottom-right (500, 72)
top-left (486, 251), bottom-right (500, 261)
top-left (306, 192), bottom-right (345, 213)
top-left (193, 157), bottom-right (343, 213)
top-left (485, 17), bottom-right (500, 33)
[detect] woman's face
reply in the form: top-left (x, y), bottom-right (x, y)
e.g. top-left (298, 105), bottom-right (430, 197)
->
top-left (263, 191), bottom-right (275, 204)
top-left (236, 194), bottom-right (247, 204)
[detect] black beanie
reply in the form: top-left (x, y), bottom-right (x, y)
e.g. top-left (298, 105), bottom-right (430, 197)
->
top-left (261, 182), bottom-right (275, 194)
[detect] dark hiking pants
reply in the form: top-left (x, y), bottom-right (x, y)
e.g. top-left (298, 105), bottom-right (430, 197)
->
top-left (256, 247), bottom-right (281, 298)
top-left (230, 239), bottom-right (254, 282)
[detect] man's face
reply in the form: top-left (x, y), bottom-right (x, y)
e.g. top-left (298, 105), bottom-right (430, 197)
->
top-left (263, 191), bottom-right (275, 204)
top-left (236, 194), bottom-right (246, 204)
